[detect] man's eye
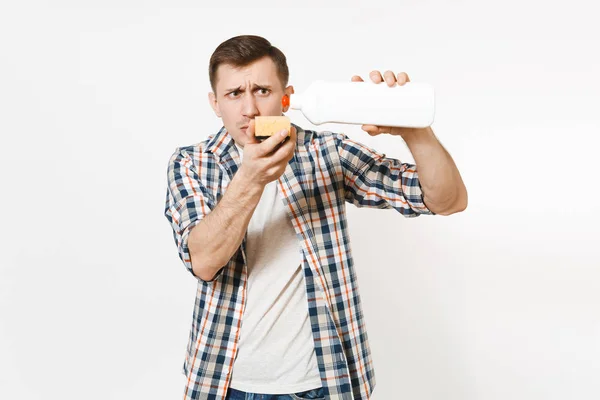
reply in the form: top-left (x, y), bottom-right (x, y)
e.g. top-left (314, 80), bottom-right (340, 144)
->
top-left (257, 89), bottom-right (270, 95)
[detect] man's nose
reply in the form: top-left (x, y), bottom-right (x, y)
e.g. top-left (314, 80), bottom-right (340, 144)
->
top-left (242, 93), bottom-right (259, 118)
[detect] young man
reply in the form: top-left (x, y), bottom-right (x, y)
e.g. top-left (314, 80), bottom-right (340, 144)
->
top-left (164, 35), bottom-right (467, 400)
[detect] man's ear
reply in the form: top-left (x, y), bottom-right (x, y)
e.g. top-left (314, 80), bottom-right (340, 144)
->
top-left (208, 92), bottom-right (221, 117)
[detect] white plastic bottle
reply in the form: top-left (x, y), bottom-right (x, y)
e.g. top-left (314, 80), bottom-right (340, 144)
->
top-left (289, 80), bottom-right (435, 128)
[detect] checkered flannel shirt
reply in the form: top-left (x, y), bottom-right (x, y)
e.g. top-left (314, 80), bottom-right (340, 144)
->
top-left (164, 124), bottom-right (432, 399)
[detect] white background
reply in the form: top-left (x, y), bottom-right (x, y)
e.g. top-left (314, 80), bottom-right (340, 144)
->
top-left (1, 1), bottom-right (599, 399)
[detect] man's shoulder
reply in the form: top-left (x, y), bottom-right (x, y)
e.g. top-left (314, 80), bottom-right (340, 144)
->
top-left (296, 125), bottom-right (345, 147)
top-left (299, 126), bottom-right (386, 161)
top-left (168, 136), bottom-right (216, 164)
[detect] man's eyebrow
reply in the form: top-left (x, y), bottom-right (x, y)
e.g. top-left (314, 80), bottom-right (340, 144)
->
top-left (252, 84), bottom-right (273, 90)
top-left (224, 84), bottom-right (273, 93)
top-left (225, 85), bottom-right (242, 93)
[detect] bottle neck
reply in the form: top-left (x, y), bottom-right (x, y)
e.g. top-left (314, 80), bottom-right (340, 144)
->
top-left (289, 93), bottom-right (302, 110)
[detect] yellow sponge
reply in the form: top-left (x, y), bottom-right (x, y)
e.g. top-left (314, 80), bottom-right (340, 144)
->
top-left (255, 116), bottom-right (290, 141)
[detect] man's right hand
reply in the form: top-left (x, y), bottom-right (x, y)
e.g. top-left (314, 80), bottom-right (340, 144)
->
top-left (238, 119), bottom-right (297, 187)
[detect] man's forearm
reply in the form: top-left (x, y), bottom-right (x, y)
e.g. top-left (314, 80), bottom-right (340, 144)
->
top-left (187, 168), bottom-right (263, 281)
top-left (401, 126), bottom-right (468, 215)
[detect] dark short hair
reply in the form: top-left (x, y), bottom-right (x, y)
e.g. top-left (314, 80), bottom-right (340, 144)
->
top-left (209, 35), bottom-right (289, 94)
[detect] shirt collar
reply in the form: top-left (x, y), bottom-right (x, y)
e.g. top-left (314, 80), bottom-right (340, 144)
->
top-left (204, 123), bottom-right (302, 160)
top-left (203, 126), bottom-right (235, 159)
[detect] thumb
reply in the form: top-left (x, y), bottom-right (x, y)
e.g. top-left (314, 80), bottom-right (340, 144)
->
top-left (246, 119), bottom-right (260, 144)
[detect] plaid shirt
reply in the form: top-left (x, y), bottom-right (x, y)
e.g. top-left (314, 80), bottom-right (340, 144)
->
top-left (164, 124), bottom-right (432, 400)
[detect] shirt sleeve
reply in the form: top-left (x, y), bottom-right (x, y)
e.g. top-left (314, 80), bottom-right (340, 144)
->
top-left (164, 148), bottom-right (223, 282)
top-left (335, 132), bottom-right (434, 217)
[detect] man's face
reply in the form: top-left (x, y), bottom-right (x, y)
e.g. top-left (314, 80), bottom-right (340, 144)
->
top-left (209, 56), bottom-right (294, 148)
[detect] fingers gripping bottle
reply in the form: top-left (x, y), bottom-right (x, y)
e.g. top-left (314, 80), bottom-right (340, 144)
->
top-left (284, 80), bottom-right (435, 128)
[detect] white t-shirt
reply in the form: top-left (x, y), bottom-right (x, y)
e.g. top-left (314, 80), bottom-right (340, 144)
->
top-left (228, 143), bottom-right (322, 394)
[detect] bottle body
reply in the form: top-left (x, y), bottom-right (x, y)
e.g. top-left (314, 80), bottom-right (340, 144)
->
top-left (289, 80), bottom-right (435, 128)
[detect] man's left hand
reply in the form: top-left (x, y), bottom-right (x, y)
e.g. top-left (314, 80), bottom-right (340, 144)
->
top-left (351, 70), bottom-right (424, 137)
